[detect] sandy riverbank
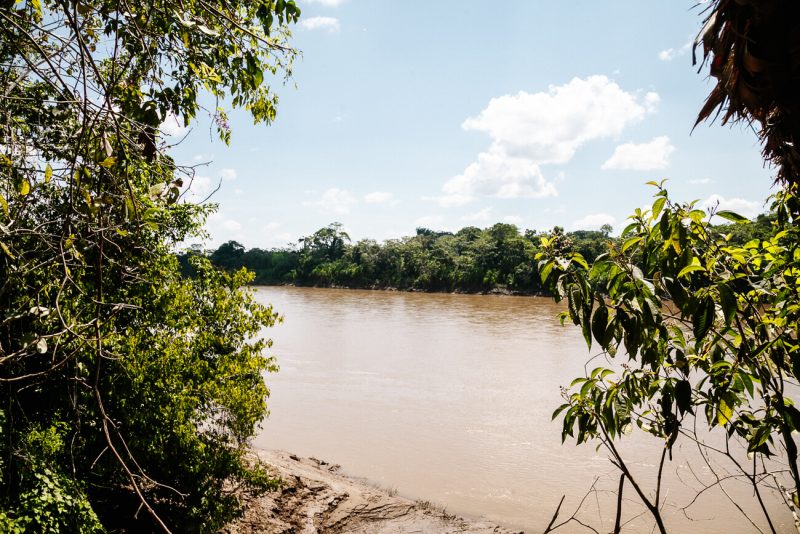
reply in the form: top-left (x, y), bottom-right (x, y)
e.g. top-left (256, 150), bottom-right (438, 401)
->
top-left (225, 449), bottom-right (522, 533)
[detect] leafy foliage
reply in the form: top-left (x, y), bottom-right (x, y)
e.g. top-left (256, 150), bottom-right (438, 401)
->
top-left (539, 184), bottom-right (799, 532)
top-left (1, 0), bottom-right (296, 530)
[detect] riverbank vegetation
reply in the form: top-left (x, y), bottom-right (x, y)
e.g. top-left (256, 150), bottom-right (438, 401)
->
top-left (0, 0), bottom-right (298, 531)
top-left (195, 215), bottom-right (775, 295)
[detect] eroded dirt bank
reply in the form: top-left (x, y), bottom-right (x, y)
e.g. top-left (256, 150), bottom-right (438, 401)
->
top-left (225, 450), bottom-right (522, 533)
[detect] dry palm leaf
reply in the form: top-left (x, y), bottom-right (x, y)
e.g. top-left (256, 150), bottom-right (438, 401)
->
top-left (694, 0), bottom-right (800, 187)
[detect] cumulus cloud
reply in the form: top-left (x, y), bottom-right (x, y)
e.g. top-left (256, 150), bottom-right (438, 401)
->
top-left (160, 113), bottom-right (187, 137)
top-left (206, 211), bottom-right (243, 241)
top-left (364, 191), bottom-right (393, 204)
top-left (441, 147), bottom-right (557, 206)
top-left (571, 213), bottom-right (616, 231)
top-left (440, 76), bottom-right (657, 206)
top-left (659, 36), bottom-right (693, 62)
top-left (303, 188), bottom-right (356, 214)
top-left (462, 76), bottom-right (656, 164)
top-left (644, 92), bottom-right (660, 113)
top-left (703, 194), bottom-right (762, 220)
top-left (301, 16), bottom-right (340, 31)
top-left (219, 168), bottom-right (237, 181)
top-left (602, 136), bottom-right (675, 171)
top-left (503, 215), bottom-right (523, 225)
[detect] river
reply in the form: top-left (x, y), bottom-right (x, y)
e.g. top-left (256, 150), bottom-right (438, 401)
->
top-left (252, 286), bottom-right (792, 533)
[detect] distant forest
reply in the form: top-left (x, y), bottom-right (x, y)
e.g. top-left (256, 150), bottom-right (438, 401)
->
top-left (186, 215), bottom-right (776, 295)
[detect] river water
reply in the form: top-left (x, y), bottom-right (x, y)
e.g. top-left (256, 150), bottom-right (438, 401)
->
top-left (253, 286), bottom-right (792, 533)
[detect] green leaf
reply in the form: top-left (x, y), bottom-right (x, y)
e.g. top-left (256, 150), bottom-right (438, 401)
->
top-left (551, 403), bottom-right (570, 420)
top-left (580, 379), bottom-right (596, 398)
top-left (652, 197), bottom-right (666, 220)
top-left (570, 377), bottom-right (588, 388)
top-left (45, 163), bottom-right (53, 183)
top-left (0, 194), bottom-right (7, 215)
top-left (717, 393), bottom-right (735, 425)
top-left (591, 304), bottom-right (608, 347)
top-left (19, 179), bottom-right (30, 196)
top-left (100, 157), bottom-right (117, 168)
top-left (570, 253), bottom-right (588, 270)
top-left (692, 297), bottom-right (715, 342)
top-left (688, 209), bottom-right (706, 223)
top-left (621, 236), bottom-right (642, 253)
top-left (539, 261), bottom-right (553, 282)
top-left (678, 264), bottom-right (706, 278)
top-left (675, 380), bottom-right (692, 415)
top-left (716, 210), bottom-right (750, 224)
top-left (717, 283), bottom-right (736, 326)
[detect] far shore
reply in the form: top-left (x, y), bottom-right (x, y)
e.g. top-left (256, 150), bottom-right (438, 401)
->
top-left (251, 282), bottom-right (551, 298)
top-left (226, 449), bottom-right (522, 533)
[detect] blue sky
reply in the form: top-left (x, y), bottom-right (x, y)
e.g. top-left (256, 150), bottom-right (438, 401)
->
top-left (166, 0), bottom-right (775, 249)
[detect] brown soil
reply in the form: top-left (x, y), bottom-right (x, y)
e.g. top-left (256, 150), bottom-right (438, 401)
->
top-left (224, 450), bottom-right (523, 534)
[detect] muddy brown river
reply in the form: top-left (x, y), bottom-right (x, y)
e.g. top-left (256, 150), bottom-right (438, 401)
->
top-left (253, 286), bottom-right (792, 533)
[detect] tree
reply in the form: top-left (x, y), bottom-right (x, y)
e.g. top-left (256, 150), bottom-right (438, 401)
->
top-left (541, 1), bottom-right (800, 530)
top-left (0, 0), bottom-right (298, 530)
top-left (211, 240), bottom-right (247, 269)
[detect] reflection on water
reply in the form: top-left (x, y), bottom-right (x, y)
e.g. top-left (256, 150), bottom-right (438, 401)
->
top-left (253, 286), bottom-right (791, 533)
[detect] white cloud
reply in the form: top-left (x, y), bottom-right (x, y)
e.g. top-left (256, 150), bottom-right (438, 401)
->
top-left (301, 16), bottom-right (340, 31)
top-left (304, 0), bottom-right (345, 6)
top-left (503, 215), bottom-right (523, 225)
top-left (571, 213), bottom-right (616, 231)
top-left (462, 76), bottom-right (655, 164)
top-left (303, 188), bottom-right (356, 214)
top-left (703, 194), bottom-right (762, 220)
top-left (440, 147), bottom-right (558, 206)
top-left (206, 211), bottom-right (243, 240)
top-left (414, 215), bottom-right (444, 228)
top-left (689, 178), bottom-right (713, 185)
top-left (441, 76), bottom-right (656, 206)
top-left (265, 222), bottom-right (281, 230)
top-left (602, 136), bottom-right (675, 171)
top-left (160, 113), bottom-right (187, 137)
top-left (461, 207), bottom-right (493, 223)
top-left (234, 188), bottom-right (243, 195)
top-left (659, 36), bottom-right (693, 62)
top-left (219, 168), bottom-right (237, 181)
top-left (644, 92), bottom-right (660, 113)
top-left (221, 219), bottom-right (242, 231)
top-left (364, 191), bottom-right (393, 204)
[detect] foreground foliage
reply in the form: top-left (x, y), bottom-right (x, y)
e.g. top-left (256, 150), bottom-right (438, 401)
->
top-left (542, 2), bottom-right (800, 530)
top-left (540, 185), bottom-right (800, 532)
top-left (1, 0), bottom-right (297, 530)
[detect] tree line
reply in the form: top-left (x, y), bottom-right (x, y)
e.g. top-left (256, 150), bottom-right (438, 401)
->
top-left (193, 215), bottom-right (775, 295)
